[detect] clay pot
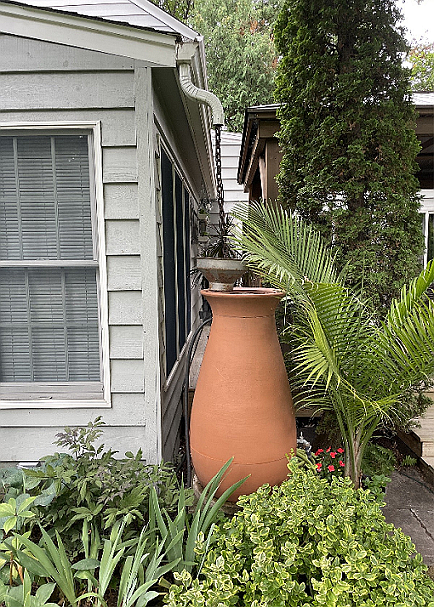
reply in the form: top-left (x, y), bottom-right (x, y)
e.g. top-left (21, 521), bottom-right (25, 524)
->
top-left (190, 287), bottom-right (297, 501)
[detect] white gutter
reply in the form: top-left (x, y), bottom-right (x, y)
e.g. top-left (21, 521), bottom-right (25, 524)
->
top-left (177, 60), bottom-right (225, 127)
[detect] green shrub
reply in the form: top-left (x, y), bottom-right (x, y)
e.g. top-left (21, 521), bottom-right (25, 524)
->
top-left (166, 458), bottom-right (434, 606)
top-left (1, 419), bottom-right (189, 559)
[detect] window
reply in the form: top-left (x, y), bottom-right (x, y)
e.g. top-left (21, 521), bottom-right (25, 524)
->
top-left (421, 192), bottom-right (434, 267)
top-left (161, 147), bottom-right (192, 376)
top-left (0, 128), bottom-right (108, 406)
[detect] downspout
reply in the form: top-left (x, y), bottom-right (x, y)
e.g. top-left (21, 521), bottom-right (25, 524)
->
top-left (177, 53), bottom-right (225, 486)
top-left (177, 61), bottom-right (225, 127)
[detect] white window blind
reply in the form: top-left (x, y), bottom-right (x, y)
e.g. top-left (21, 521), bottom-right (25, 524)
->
top-left (0, 134), bottom-right (101, 385)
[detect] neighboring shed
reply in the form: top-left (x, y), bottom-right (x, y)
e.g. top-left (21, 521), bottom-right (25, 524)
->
top-left (237, 104), bottom-right (280, 204)
top-left (0, 0), bottom-right (218, 463)
top-left (238, 98), bottom-right (434, 250)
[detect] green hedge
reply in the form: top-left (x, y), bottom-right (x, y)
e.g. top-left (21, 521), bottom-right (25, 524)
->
top-left (166, 459), bottom-right (434, 606)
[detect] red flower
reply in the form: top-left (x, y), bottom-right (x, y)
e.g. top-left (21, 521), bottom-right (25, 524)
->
top-left (316, 462), bottom-right (322, 470)
top-left (326, 447), bottom-right (331, 453)
top-left (339, 460), bottom-right (345, 467)
top-left (337, 448), bottom-right (344, 454)
top-left (327, 465), bottom-right (335, 472)
top-left (315, 449), bottom-right (324, 456)
top-left (330, 452), bottom-right (336, 458)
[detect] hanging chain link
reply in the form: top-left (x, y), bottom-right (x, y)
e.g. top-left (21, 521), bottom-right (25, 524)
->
top-left (214, 124), bottom-right (225, 234)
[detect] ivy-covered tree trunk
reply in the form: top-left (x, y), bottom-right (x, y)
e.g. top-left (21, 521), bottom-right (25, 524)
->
top-left (274, 0), bottom-right (424, 313)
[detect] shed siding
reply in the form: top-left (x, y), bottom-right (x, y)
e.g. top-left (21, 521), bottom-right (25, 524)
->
top-left (0, 34), bottom-right (154, 461)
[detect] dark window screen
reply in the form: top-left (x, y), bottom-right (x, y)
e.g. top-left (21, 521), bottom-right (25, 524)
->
top-left (184, 188), bottom-right (191, 334)
top-left (161, 149), bottom-right (177, 374)
top-left (175, 173), bottom-right (186, 351)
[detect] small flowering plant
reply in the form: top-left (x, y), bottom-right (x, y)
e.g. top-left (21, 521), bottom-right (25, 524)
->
top-left (313, 447), bottom-right (345, 481)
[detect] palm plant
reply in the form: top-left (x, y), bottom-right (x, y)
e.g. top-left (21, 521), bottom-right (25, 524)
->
top-left (233, 201), bottom-right (434, 487)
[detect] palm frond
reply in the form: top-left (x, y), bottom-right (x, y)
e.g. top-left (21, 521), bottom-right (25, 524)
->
top-left (386, 259), bottom-right (434, 329)
top-left (231, 201), bottom-right (340, 296)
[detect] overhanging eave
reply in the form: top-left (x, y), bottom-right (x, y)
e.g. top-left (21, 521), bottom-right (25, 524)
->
top-left (0, 1), bottom-right (178, 66)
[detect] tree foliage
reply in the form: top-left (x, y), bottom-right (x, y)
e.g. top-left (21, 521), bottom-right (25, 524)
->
top-left (191, 0), bottom-right (281, 132)
top-left (155, 0), bottom-right (195, 23)
top-left (274, 0), bottom-right (424, 313)
top-left (409, 42), bottom-right (434, 91)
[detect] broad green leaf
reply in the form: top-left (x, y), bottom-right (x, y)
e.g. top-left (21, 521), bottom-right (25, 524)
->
top-left (0, 504), bottom-right (15, 518)
top-left (71, 558), bottom-right (100, 571)
top-left (13, 549), bottom-right (47, 578)
top-left (3, 517), bottom-right (17, 534)
top-left (34, 582), bottom-right (56, 604)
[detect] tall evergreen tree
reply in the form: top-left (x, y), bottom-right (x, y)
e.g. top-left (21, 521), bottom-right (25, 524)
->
top-left (191, 0), bottom-right (281, 132)
top-left (156, 0), bottom-right (194, 23)
top-left (274, 0), bottom-right (424, 312)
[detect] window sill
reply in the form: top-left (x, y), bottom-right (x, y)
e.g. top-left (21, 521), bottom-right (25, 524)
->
top-left (0, 382), bottom-right (110, 409)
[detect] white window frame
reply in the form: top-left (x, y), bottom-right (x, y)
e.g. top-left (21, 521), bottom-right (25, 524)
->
top-left (0, 121), bottom-right (110, 409)
top-left (420, 189), bottom-right (434, 268)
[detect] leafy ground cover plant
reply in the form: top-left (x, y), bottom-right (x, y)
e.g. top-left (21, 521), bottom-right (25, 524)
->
top-left (0, 570), bottom-right (57, 607)
top-left (1, 419), bottom-right (186, 558)
top-left (166, 457), bottom-right (434, 607)
top-left (361, 443), bottom-right (397, 479)
top-left (0, 497), bottom-right (36, 585)
top-left (1, 453), bottom-right (245, 607)
top-left (149, 458), bottom-right (247, 576)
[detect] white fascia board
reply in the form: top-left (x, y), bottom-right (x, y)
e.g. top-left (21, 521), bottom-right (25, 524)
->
top-left (0, 2), bottom-right (177, 66)
top-left (130, 0), bottom-right (200, 41)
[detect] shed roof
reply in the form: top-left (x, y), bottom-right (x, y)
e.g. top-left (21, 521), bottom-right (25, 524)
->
top-left (2, 0), bottom-right (199, 39)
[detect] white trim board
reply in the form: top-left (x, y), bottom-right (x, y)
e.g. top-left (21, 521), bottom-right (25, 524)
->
top-left (0, 1), bottom-right (177, 65)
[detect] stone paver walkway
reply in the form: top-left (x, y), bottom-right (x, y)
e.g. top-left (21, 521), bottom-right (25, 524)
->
top-left (383, 469), bottom-right (434, 574)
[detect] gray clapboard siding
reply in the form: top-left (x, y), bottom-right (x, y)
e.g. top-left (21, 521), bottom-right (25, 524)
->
top-left (0, 72), bottom-right (135, 111)
top-left (0, 393), bottom-right (149, 426)
top-left (107, 256), bottom-right (141, 290)
top-left (111, 359), bottom-right (144, 393)
top-left (109, 326), bottom-right (143, 358)
top-left (0, 109), bottom-right (136, 147)
top-left (0, 34), bottom-right (136, 72)
top-left (0, 425), bottom-right (152, 462)
top-left (109, 291), bottom-right (143, 325)
top-left (105, 220), bottom-right (141, 255)
top-left (104, 183), bottom-right (139, 219)
top-left (103, 146), bottom-right (138, 183)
